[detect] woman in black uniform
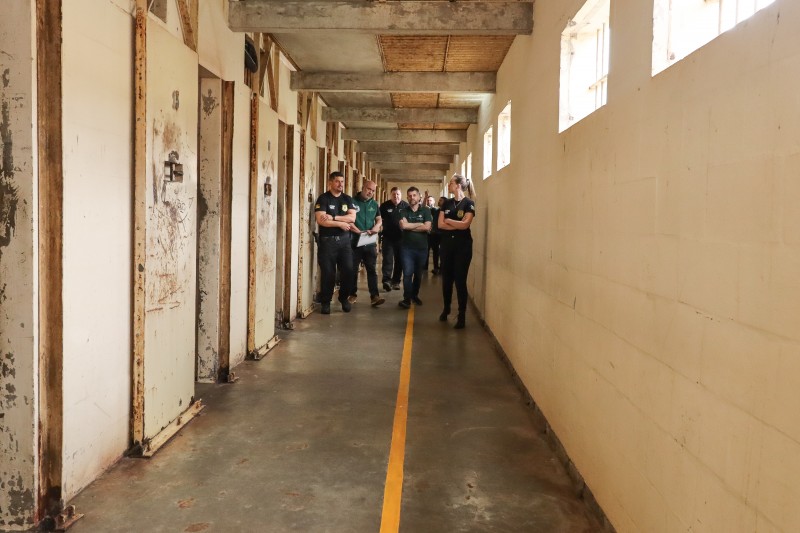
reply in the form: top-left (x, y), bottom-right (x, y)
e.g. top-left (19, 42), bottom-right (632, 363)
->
top-left (438, 174), bottom-right (476, 329)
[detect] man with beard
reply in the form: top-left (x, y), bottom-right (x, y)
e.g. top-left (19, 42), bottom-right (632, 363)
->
top-left (397, 187), bottom-right (432, 309)
top-left (314, 171), bottom-right (356, 314)
top-left (378, 187), bottom-right (409, 292)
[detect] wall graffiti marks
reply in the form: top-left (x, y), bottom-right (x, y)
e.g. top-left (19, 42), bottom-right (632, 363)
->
top-left (201, 89), bottom-right (218, 118)
top-left (258, 155), bottom-right (276, 275)
top-left (0, 90), bottom-right (19, 260)
top-left (146, 117), bottom-right (195, 311)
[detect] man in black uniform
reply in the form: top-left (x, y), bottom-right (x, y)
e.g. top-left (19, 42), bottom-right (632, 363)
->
top-left (314, 171), bottom-right (356, 314)
top-left (379, 187), bottom-right (409, 292)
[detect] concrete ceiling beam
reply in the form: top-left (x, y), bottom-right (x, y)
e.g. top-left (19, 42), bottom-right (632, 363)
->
top-left (229, 1), bottom-right (534, 35)
top-left (343, 128), bottom-right (466, 143)
top-left (379, 168), bottom-right (448, 177)
top-left (366, 154), bottom-right (453, 164)
top-left (372, 162), bottom-right (451, 171)
top-left (291, 72), bottom-right (495, 93)
top-left (322, 107), bottom-right (478, 123)
top-left (356, 142), bottom-right (461, 155)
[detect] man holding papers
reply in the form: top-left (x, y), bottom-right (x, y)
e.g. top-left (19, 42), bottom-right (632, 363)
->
top-left (347, 180), bottom-right (385, 307)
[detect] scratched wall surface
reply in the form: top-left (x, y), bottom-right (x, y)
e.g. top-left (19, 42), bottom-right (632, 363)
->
top-left (60, 0), bottom-right (134, 501)
top-left (0, 3), bottom-right (37, 530)
top-left (299, 134), bottom-right (317, 315)
top-left (143, 23), bottom-right (198, 439)
top-left (196, 78), bottom-right (222, 383)
top-left (229, 84), bottom-right (251, 369)
top-left (254, 101), bottom-right (278, 349)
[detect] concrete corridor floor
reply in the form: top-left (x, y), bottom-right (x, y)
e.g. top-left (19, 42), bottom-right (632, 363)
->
top-left (69, 273), bottom-right (602, 533)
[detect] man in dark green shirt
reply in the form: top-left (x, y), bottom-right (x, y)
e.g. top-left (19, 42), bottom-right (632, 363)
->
top-left (347, 180), bottom-right (385, 307)
top-left (397, 187), bottom-right (432, 308)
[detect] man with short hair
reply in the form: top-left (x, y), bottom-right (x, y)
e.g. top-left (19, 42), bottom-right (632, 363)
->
top-left (348, 180), bottom-right (385, 307)
top-left (379, 187), bottom-right (409, 292)
top-left (397, 187), bottom-right (432, 308)
top-left (314, 171), bottom-right (356, 314)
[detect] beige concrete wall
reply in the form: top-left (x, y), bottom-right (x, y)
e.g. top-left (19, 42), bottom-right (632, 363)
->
top-left (198, 0), bottom-right (243, 83)
top-left (0, 3), bottom-right (37, 529)
top-left (470, 0), bottom-right (800, 531)
top-left (61, 0), bottom-right (133, 499)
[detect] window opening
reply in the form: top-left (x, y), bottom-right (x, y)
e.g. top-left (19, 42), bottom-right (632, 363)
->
top-left (652, 0), bottom-right (777, 75)
top-left (559, 0), bottom-right (611, 132)
top-left (483, 127), bottom-right (493, 180)
top-left (497, 102), bottom-right (511, 170)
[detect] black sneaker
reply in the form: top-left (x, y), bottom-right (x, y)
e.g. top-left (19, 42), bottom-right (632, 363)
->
top-left (341, 300), bottom-right (352, 313)
top-left (391, 282), bottom-right (401, 290)
top-left (383, 282), bottom-right (392, 292)
top-left (398, 299), bottom-right (411, 309)
top-left (321, 304), bottom-right (331, 315)
top-left (412, 297), bottom-right (423, 306)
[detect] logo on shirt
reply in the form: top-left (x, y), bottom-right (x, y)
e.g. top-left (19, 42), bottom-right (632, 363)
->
top-left (329, 204), bottom-right (336, 209)
top-left (353, 205), bottom-right (361, 212)
top-left (387, 208), bottom-right (393, 213)
top-left (341, 205), bottom-right (348, 212)
top-left (457, 210), bottom-right (464, 218)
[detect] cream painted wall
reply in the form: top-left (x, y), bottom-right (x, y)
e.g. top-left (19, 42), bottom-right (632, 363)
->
top-left (470, 0), bottom-right (800, 531)
top-left (229, 83), bottom-right (251, 367)
top-left (61, 0), bottom-right (133, 499)
top-left (198, 0), bottom-right (243, 83)
top-left (0, 4), bottom-right (37, 529)
top-left (143, 23), bottom-right (198, 439)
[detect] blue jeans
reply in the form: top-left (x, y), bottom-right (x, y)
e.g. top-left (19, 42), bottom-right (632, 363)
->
top-left (400, 247), bottom-right (427, 300)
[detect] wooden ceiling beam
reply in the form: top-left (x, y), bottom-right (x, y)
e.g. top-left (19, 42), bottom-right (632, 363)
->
top-left (355, 142), bottom-right (460, 155)
top-left (291, 72), bottom-right (495, 93)
top-left (322, 107), bottom-right (478, 123)
top-left (343, 128), bottom-right (466, 143)
top-left (229, 1), bottom-right (533, 35)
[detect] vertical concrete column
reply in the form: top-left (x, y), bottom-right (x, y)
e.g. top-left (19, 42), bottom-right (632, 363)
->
top-left (197, 78), bottom-right (223, 383)
top-left (0, 3), bottom-right (38, 530)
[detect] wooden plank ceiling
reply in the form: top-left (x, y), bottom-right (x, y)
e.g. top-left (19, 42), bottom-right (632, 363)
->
top-left (381, 35), bottom-right (514, 130)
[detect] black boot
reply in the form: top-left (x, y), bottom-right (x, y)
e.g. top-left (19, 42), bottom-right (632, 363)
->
top-left (439, 306), bottom-right (450, 322)
top-left (454, 312), bottom-right (465, 329)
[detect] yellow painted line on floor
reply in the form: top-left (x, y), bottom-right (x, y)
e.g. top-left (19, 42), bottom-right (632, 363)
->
top-left (379, 306), bottom-right (415, 533)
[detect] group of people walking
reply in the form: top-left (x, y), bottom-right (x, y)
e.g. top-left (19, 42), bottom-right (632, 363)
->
top-left (313, 171), bottom-right (476, 329)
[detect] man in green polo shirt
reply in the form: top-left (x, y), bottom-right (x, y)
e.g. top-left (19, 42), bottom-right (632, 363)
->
top-left (347, 180), bottom-right (385, 306)
top-left (397, 187), bottom-right (432, 309)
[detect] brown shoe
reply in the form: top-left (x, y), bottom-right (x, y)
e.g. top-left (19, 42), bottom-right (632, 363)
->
top-left (371, 295), bottom-right (385, 307)
top-left (347, 295), bottom-right (357, 304)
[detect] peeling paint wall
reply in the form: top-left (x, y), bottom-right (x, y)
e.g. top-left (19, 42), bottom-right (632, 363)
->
top-left (299, 134), bottom-right (317, 315)
top-left (60, 0), bottom-right (134, 500)
top-left (196, 78), bottom-right (223, 383)
top-left (473, 0), bottom-right (800, 531)
top-left (143, 23), bottom-right (198, 439)
top-left (254, 101), bottom-right (278, 348)
top-left (0, 3), bottom-right (37, 530)
top-left (229, 84), bottom-right (251, 369)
